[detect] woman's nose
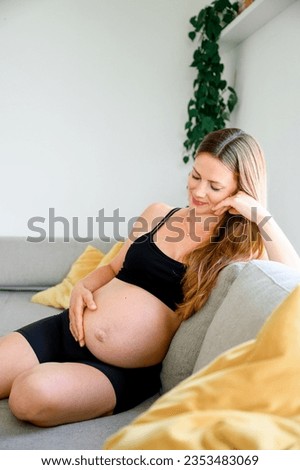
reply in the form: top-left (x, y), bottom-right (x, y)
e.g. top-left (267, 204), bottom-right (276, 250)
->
top-left (194, 181), bottom-right (207, 198)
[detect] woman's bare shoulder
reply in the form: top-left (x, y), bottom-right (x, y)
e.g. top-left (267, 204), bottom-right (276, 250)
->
top-left (140, 202), bottom-right (174, 220)
top-left (130, 203), bottom-right (175, 236)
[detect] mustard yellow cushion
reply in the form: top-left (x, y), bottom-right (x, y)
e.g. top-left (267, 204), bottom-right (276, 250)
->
top-left (97, 241), bottom-right (124, 268)
top-left (104, 284), bottom-right (300, 450)
top-left (31, 242), bottom-right (123, 309)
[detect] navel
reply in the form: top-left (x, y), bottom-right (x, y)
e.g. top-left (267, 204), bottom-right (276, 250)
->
top-left (94, 328), bottom-right (108, 343)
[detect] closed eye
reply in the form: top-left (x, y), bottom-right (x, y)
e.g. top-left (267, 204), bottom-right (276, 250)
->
top-left (192, 174), bottom-right (200, 180)
top-left (192, 169), bottom-right (224, 191)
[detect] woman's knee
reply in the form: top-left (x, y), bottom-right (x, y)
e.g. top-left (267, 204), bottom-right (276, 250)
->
top-left (0, 332), bottom-right (39, 399)
top-left (8, 368), bottom-right (58, 426)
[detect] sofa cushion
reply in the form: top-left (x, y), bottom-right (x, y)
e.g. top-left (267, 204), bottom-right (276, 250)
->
top-left (193, 260), bottom-right (300, 373)
top-left (160, 262), bottom-right (246, 393)
top-left (0, 237), bottom-right (115, 290)
top-left (0, 393), bottom-right (158, 450)
top-left (31, 245), bottom-right (105, 309)
top-left (0, 291), bottom-right (59, 335)
top-left (30, 242), bottom-right (124, 309)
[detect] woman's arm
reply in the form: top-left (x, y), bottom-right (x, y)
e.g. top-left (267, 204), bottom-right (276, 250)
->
top-left (255, 212), bottom-right (300, 269)
top-left (212, 192), bottom-right (300, 270)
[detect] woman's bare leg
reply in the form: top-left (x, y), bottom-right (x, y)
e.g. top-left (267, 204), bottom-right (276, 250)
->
top-left (9, 362), bottom-right (117, 427)
top-left (0, 332), bottom-right (39, 398)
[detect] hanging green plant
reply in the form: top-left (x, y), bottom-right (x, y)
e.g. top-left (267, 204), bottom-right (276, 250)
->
top-left (183, 0), bottom-right (239, 163)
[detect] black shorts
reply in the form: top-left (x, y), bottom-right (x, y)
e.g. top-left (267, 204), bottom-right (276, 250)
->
top-left (16, 309), bottom-right (161, 414)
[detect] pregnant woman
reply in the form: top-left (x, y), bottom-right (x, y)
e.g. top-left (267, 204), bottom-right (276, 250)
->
top-left (0, 128), bottom-right (299, 427)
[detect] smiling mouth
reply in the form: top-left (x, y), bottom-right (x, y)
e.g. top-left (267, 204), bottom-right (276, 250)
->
top-left (192, 197), bottom-right (208, 206)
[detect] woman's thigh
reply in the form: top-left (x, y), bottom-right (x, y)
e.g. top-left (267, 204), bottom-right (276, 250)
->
top-left (9, 362), bottom-right (117, 427)
top-left (0, 332), bottom-right (39, 398)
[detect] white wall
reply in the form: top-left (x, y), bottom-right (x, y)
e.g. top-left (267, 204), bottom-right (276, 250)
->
top-left (223, 0), bottom-right (300, 252)
top-left (0, 0), bottom-right (202, 240)
top-left (1, 0), bottom-right (299, 253)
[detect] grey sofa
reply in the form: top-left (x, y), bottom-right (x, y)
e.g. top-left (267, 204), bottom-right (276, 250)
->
top-left (1, 236), bottom-right (300, 450)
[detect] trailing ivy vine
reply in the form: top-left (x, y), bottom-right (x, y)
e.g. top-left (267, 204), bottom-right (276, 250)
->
top-left (183, 0), bottom-right (239, 163)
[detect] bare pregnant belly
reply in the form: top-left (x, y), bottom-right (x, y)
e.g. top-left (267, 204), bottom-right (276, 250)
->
top-left (83, 278), bottom-right (180, 367)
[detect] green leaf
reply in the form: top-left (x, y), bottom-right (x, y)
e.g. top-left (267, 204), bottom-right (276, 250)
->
top-left (208, 86), bottom-right (218, 100)
top-left (183, 139), bottom-right (190, 150)
top-left (198, 83), bottom-right (208, 96)
top-left (205, 41), bottom-right (218, 58)
top-left (190, 16), bottom-right (198, 28)
top-left (219, 79), bottom-right (227, 90)
top-left (197, 9), bottom-right (207, 26)
top-left (188, 108), bottom-right (198, 119)
top-left (183, 156), bottom-right (190, 164)
top-left (216, 63), bottom-right (224, 73)
top-left (202, 116), bottom-right (215, 133)
top-left (214, 0), bottom-right (231, 13)
top-left (191, 124), bottom-right (204, 140)
top-left (232, 1), bottom-right (239, 13)
top-left (194, 94), bottom-right (207, 107)
top-left (223, 11), bottom-right (235, 26)
top-left (188, 99), bottom-right (196, 109)
top-left (206, 20), bottom-right (222, 42)
top-left (188, 31), bottom-right (196, 41)
top-left (227, 90), bottom-right (238, 112)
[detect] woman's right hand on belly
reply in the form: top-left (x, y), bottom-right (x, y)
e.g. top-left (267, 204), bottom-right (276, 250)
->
top-left (69, 281), bottom-right (97, 347)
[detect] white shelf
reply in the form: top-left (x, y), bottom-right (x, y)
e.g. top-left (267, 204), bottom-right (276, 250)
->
top-left (220, 0), bottom-right (297, 52)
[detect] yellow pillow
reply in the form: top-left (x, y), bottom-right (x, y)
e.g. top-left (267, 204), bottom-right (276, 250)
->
top-left (31, 242), bottom-right (123, 309)
top-left (97, 241), bottom-right (124, 268)
top-left (104, 284), bottom-right (300, 450)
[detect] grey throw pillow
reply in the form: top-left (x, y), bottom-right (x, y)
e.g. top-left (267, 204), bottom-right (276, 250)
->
top-left (160, 262), bottom-right (246, 393)
top-left (193, 260), bottom-right (300, 373)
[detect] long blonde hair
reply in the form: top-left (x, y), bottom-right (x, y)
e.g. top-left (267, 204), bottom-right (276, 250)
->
top-left (177, 128), bottom-right (267, 320)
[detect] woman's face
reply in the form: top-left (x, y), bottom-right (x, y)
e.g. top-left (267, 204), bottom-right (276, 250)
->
top-left (187, 152), bottom-right (238, 216)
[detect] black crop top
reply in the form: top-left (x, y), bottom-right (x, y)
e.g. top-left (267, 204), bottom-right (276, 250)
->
top-left (116, 207), bottom-right (186, 311)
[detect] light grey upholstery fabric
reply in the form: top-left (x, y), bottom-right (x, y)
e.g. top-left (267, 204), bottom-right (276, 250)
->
top-left (0, 237), bottom-right (114, 290)
top-left (0, 291), bottom-right (58, 335)
top-left (193, 260), bottom-right (300, 373)
top-left (0, 396), bottom-right (158, 450)
top-left (160, 262), bottom-right (246, 393)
